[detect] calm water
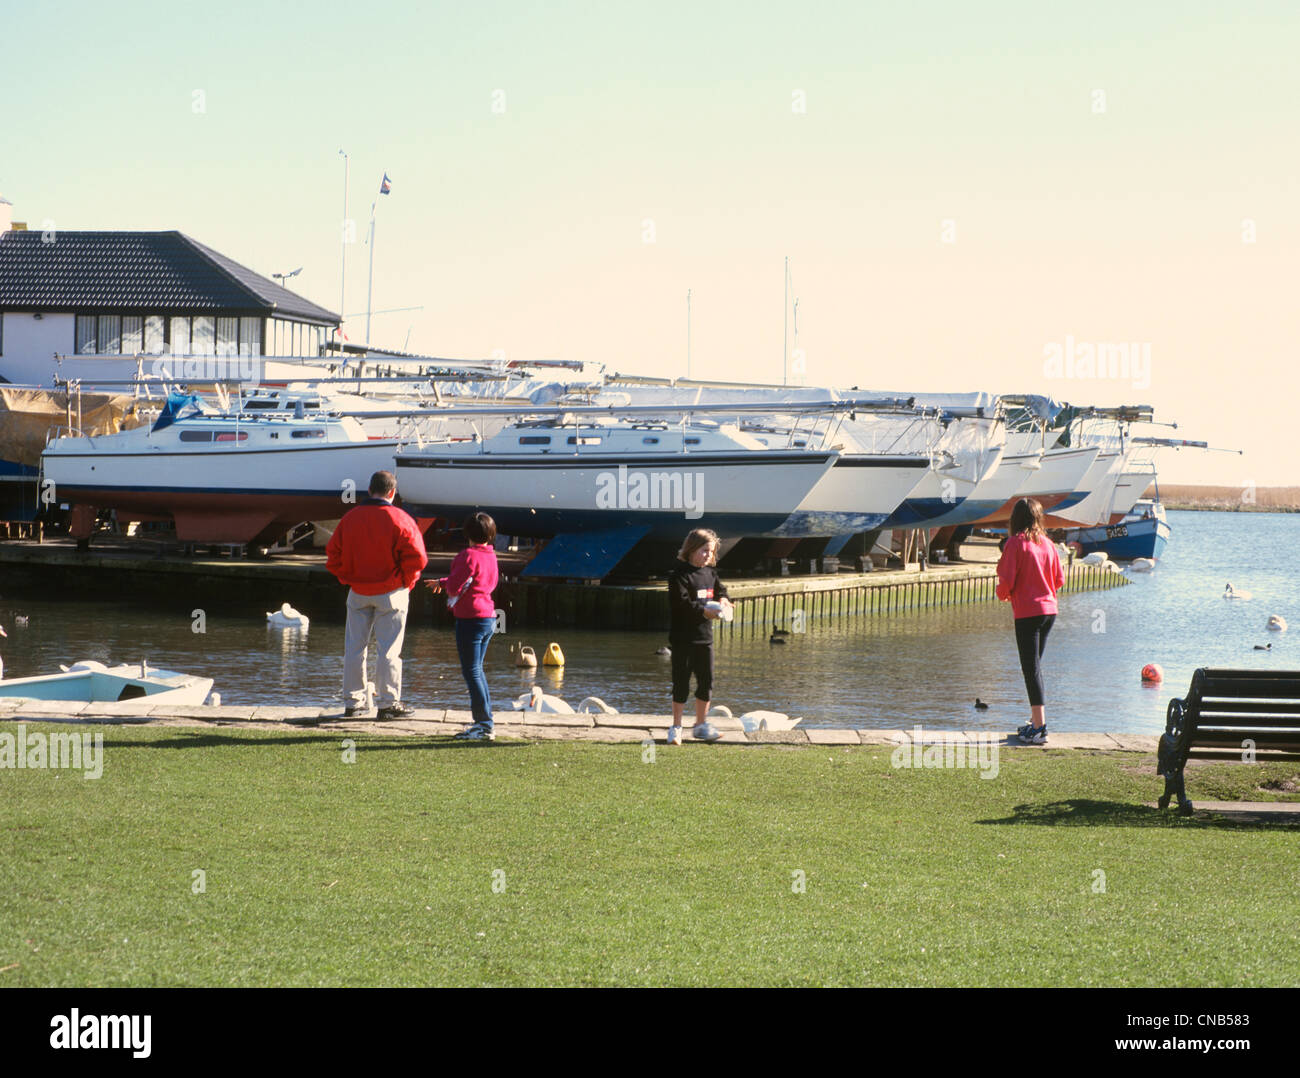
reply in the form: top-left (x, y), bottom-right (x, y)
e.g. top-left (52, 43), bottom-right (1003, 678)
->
top-left (1, 511), bottom-right (1295, 734)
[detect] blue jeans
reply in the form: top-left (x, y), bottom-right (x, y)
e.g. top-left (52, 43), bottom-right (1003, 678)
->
top-left (455, 617), bottom-right (496, 728)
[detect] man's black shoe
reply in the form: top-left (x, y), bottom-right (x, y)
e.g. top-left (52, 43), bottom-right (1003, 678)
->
top-left (344, 707), bottom-right (364, 718)
top-left (376, 704), bottom-right (416, 720)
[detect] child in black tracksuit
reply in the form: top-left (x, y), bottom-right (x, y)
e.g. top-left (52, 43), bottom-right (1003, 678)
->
top-left (666, 528), bottom-right (731, 744)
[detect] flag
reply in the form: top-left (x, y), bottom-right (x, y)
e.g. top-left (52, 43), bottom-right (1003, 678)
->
top-left (379, 173), bottom-right (392, 195)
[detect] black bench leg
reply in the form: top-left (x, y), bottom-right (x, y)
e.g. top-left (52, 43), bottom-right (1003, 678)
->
top-left (1156, 732), bottom-right (1193, 815)
top-left (1169, 770), bottom-right (1193, 816)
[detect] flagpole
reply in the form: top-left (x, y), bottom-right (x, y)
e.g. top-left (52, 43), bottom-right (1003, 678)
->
top-left (686, 288), bottom-right (691, 379)
top-left (365, 198), bottom-right (377, 346)
top-left (782, 255), bottom-right (788, 386)
top-left (338, 149), bottom-right (349, 347)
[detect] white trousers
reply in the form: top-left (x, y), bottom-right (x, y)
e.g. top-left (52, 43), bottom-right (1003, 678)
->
top-left (343, 587), bottom-right (409, 709)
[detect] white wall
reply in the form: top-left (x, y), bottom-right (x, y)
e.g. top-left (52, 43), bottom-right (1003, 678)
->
top-left (0, 313), bottom-right (75, 385)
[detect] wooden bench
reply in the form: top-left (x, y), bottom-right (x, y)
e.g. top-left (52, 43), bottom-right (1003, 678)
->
top-left (1158, 668), bottom-right (1300, 815)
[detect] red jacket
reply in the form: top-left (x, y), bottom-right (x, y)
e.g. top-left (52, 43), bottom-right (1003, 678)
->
top-left (996, 533), bottom-right (1064, 619)
top-left (440, 543), bottom-right (499, 619)
top-left (326, 497), bottom-right (428, 595)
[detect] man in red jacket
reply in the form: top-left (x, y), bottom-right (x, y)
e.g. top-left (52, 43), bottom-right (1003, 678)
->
top-left (326, 470), bottom-right (428, 718)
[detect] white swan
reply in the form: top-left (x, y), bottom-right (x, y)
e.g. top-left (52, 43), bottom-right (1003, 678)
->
top-left (512, 685), bottom-right (574, 714)
top-left (1128, 558), bottom-right (1156, 573)
top-left (1080, 552), bottom-right (1107, 567)
top-left (708, 704), bottom-right (802, 733)
top-left (576, 696), bottom-right (618, 714)
top-left (1267, 615), bottom-right (1287, 631)
top-left (1223, 583), bottom-right (1253, 601)
top-left (741, 709), bottom-right (803, 732)
top-left (267, 602), bottom-right (310, 628)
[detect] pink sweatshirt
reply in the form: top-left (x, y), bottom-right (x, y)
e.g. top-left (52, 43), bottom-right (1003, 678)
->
top-left (996, 533), bottom-right (1064, 619)
top-left (440, 543), bottom-right (500, 619)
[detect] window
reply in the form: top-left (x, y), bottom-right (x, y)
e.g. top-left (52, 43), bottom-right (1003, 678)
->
top-left (122, 316), bottom-right (143, 354)
top-left (685, 437), bottom-right (701, 445)
top-left (519, 436), bottom-right (551, 445)
top-left (239, 317), bottom-right (262, 357)
top-left (179, 430), bottom-right (214, 443)
top-left (217, 317), bottom-right (238, 356)
top-left (76, 315), bottom-right (97, 354)
top-left (170, 317), bottom-right (190, 355)
top-left (291, 429), bottom-right (325, 439)
top-left (214, 431), bottom-right (247, 442)
top-left (145, 315), bottom-right (165, 354)
top-left (642, 437), bottom-right (659, 444)
top-left (567, 436), bottom-right (601, 445)
top-left (192, 316), bottom-right (215, 355)
top-left (98, 315), bottom-right (121, 354)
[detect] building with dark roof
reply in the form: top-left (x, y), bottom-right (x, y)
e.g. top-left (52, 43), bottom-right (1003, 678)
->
top-left (0, 196), bottom-right (339, 386)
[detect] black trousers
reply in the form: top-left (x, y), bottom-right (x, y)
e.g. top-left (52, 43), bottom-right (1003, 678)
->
top-left (671, 643), bottom-right (714, 703)
top-left (1014, 614), bottom-right (1055, 707)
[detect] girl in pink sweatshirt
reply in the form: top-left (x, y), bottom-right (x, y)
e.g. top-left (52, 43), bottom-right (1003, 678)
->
top-left (996, 498), bottom-right (1065, 744)
top-left (427, 512), bottom-right (501, 740)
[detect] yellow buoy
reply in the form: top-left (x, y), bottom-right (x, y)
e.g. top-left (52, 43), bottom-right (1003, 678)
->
top-left (542, 642), bottom-right (565, 666)
top-left (512, 643), bottom-right (538, 668)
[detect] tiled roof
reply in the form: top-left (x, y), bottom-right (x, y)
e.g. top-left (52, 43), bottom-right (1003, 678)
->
top-left (0, 230), bottom-right (339, 324)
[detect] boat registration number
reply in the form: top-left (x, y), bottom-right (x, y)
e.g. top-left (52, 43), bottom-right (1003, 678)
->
top-left (1105, 524), bottom-right (1129, 539)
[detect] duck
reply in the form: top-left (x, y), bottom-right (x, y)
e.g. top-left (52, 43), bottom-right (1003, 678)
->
top-left (576, 696), bottom-right (618, 714)
top-left (1223, 583), bottom-right (1253, 601)
top-left (974, 698), bottom-right (990, 711)
top-left (769, 629), bottom-right (787, 644)
top-left (1254, 643), bottom-right (1272, 651)
top-left (512, 685), bottom-right (575, 714)
top-left (771, 624), bottom-right (790, 636)
top-left (267, 602), bottom-right (310, 628)
top-left (1267, 615), bottom-right (1287, 632)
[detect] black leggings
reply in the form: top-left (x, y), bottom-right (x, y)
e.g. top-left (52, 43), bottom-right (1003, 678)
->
top-left (671, 643), bottom-right (714, 703)
top-left (1014, 614), bottom-right (1055, 707)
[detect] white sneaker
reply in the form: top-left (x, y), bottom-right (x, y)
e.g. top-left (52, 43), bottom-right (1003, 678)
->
top-left (666, 726), bottom-right (682, 745)
top-left (692, 722), bottom-right (722, 742)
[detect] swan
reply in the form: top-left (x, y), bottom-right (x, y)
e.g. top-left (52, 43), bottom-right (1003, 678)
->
top-left (1267, 615), bottom-right (1287, 631)
top-left (738, 709), bottom-right (801, 732)
top-left (708, 704), bottom-right (800, 732)
top-left (1080, 552), bottom-right (1107, 567)
top-left (512, 685), bottom-right (574, 714)
top-left (1223, 583), bottom-right (1253, 601)
top-left (576, 696), bottom-right (618, 714)
top-left (511, 643), bottom-right (538, 668)
top-left (1128, 558), bottom-right (1156, 573)
top-left (13, 615), bottom-right (28, 628)
top-left (267, 602), bottom-right (310, 628)
top-left (60, 660), bottom-right (110, 673)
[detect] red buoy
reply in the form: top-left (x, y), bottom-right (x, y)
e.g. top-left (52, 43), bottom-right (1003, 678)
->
top-left (1141, 663), bottom-right (1163, 683)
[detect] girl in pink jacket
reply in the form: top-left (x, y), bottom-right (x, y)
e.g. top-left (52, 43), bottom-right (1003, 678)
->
top-left (427, 512), bottom-right (501, 741)
top-left (996, 498), bottom-right (1064, 745)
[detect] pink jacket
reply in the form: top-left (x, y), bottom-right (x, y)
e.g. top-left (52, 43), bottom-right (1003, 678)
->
top-left (440, 543), bottom-right (499, 619)
top-left (996, 533), bottom-right (1064, 619)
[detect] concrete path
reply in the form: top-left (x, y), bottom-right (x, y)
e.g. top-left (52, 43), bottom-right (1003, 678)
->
top-left (0, 696), bottom-right (1160, 750)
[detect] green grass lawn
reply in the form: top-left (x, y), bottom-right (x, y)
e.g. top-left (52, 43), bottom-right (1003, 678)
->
top-left (1, 724), bottom-right (1297, 987)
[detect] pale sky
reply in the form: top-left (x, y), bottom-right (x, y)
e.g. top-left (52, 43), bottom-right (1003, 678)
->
top-left (3, 0), bottom-right (1297, 485)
